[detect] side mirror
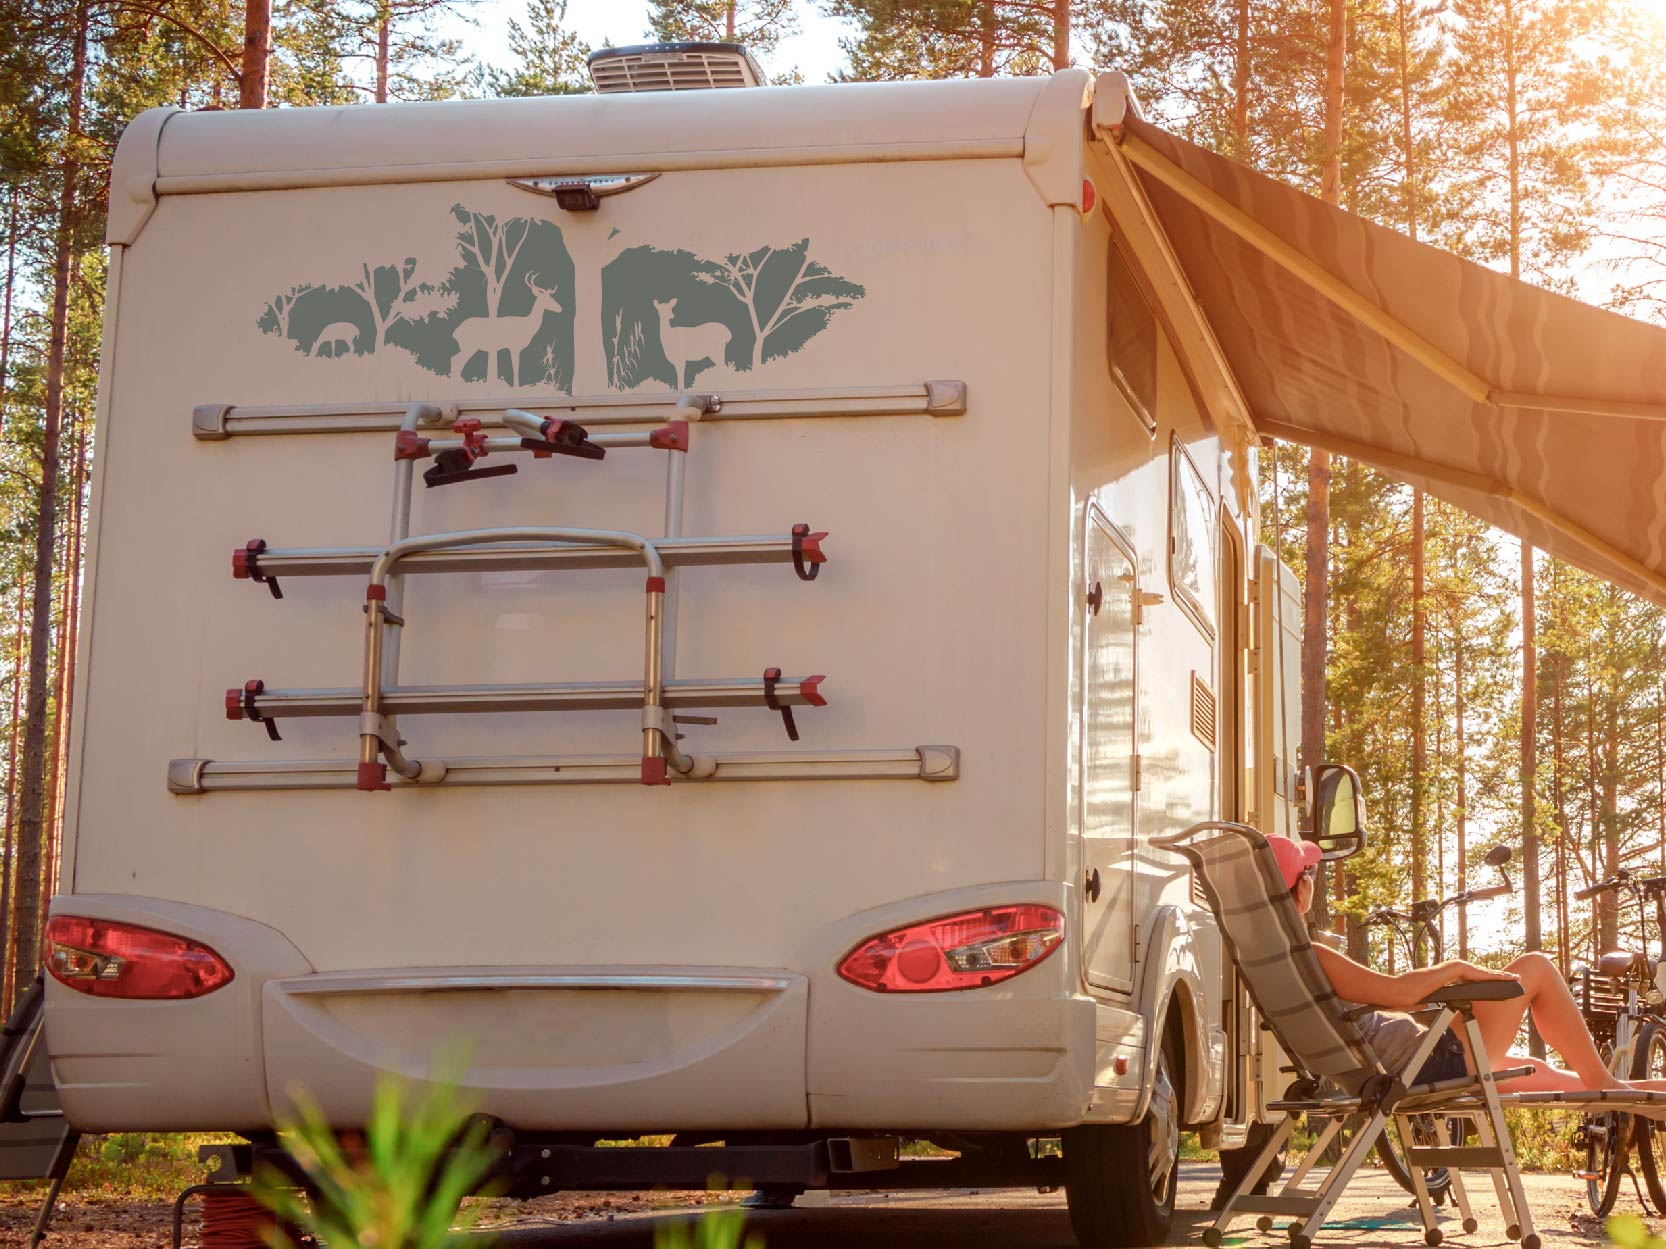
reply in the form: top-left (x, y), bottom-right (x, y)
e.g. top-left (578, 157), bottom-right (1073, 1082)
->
top-left (1304, 762), bottom-right (1367, 860)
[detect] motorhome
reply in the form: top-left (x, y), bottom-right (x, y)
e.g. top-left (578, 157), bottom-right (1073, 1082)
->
top-left (13, 41), bottom-right (1666, 1249)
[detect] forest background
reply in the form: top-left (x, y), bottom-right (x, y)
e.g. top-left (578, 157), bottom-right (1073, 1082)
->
top-left (1, 0), bottom-right (1665, 1024)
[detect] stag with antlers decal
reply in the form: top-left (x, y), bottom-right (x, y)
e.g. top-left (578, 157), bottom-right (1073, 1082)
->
top-left (257, 205), bottom-right (863, 393)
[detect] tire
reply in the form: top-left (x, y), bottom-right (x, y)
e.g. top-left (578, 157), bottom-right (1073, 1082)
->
top-left (1632, 1022), bottom-right (1666, 1212)
top-left (1583, 1107), bottom-right (1628, 1217)
top-left (1065, 1016), bottom-right (1182, 1247)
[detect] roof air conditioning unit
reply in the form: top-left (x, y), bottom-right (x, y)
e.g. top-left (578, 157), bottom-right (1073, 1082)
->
top-left (587, 42), bottom-right (766, 94)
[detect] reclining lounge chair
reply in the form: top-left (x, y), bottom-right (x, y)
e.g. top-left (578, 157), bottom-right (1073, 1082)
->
top-left (1158, 821), bottom-right (1666, 1249)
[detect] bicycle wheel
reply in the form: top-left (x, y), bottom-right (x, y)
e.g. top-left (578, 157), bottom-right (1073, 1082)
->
top-left (1376, 1115), bottom-right (1451, 1206)
top-left (1583, 1107), bottom-right (1629, 1216)
top-left (1632, 1021), bottom-right (1666, 1212)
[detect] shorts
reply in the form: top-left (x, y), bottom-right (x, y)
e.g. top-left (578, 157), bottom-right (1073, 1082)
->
top-left (1414, 1031), bottom-right (1470, 1084)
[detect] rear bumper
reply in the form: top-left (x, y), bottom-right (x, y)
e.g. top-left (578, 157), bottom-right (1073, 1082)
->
top-left (46, 885), bottom-right (1094, 1134)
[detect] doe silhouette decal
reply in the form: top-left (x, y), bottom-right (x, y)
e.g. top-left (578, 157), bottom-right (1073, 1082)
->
top-left (259, 209), bottom-right (863, 393)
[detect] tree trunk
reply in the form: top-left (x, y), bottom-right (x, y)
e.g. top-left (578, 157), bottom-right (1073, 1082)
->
top-left (1411, 490), bottom-right (1427, 916)
top-left (1303, 450), bottom-right (1331, 930)
top-left (12, 0), bottom-right (86, 990)
top-left (1053, 0), bottom-right (1070, 69)
top-left (1232, 0), bottom-right (1250, 155)
top-left (1552, 561), bottom-right (1568, 976)
top-left (375, 3), bottom-right (392, 103)
top-left (725, 0), bottom-right (736, 40)
top-left (0, 188), bottom-right (18, 431)
top-left (1321, 0), bottom-right (1346, 205)
top-left (240, 0), bottom-right (271, 108)
top-left (1456, 600), bottom-right (1469, 961)
top-left (1522, 540), bottom-right (1543, 1056)
top-left (0, 593), bottom-right (23, 1016)
top-left (978, 2), bottom-right (996, 77)
top-left (1395, 0), bottom-right (1417, 240)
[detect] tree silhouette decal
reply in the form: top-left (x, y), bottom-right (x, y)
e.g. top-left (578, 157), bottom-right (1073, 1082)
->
top-left (258, 213), bottom-right (861, 396)
top-left (695, 240), bottom-right (865, 369)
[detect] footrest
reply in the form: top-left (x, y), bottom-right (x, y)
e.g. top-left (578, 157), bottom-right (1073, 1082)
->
top-left (228, 675), bottom-right (829, 721)
top-left (1230, 1195), bottom-right (1322, 1216)
top-left (1405, 1146), bottom-right (1506, 1168)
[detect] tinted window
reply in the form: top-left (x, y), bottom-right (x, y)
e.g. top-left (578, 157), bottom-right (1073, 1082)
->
top-left (1170, 441), bottom-right (1216, 639)
top-left (1108, 246), bottom-right (1157, 432)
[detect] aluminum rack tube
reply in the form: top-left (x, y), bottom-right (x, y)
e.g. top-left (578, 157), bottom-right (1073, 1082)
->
top-left (358, 526), bottom-right (692, 791)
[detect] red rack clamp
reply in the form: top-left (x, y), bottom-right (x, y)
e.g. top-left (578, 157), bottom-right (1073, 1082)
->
top-left (226, 679), bottom-right (282, 742)
top-left (640, 756), bottom-right (671, 786)
top-left (648, 420), bottom-right (690, 452)
top-left (232, 539), bottom-right (284, 599)
top-left (520, 417), bottom-right (606, 461)
top-left (357, 760), bottom-right (391, 792)
top-left (425, 417), bottom-right (517, 488)
top-left (791, 524), bottom-right (827, 582)
top-left (393, 429), bottom-right (431, 461)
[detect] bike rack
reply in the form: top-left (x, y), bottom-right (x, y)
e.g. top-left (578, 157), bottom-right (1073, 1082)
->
top-left (221, 397), bottom-right (835, 790)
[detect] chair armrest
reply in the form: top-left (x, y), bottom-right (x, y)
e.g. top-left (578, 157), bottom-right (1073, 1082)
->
top-left (1420, 981), bottom-right (1524, 1005)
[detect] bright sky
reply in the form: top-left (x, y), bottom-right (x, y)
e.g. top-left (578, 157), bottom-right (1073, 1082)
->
top-left (467, 0), bottom-right (857, 84)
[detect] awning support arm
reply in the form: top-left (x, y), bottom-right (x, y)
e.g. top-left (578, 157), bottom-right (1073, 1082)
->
top-left (1255, 416), bottom-right (1666, 602)
top-left (1116, 131), bottom-right (1666, 425)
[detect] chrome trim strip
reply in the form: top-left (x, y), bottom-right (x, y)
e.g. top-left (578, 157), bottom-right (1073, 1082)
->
top-left (275, 971), bottom-right (795, 997)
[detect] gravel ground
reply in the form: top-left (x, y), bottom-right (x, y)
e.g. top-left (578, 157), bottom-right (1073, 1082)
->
top-left (0, 1164), bottom-right (1640, 1248)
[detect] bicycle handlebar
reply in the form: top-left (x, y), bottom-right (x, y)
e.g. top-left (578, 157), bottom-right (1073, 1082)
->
top-left (1575, 874), bottom-right (1633, 901)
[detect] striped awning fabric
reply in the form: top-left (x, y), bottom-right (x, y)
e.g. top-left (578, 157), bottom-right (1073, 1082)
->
top-left (1119, 117), bottom-right (1666, 604)
top-left (1168, 825), bottom-right (1382, 1095)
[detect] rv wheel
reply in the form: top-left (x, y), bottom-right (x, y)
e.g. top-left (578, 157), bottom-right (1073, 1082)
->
top-left (1063, 1017), bottom-right (1182, 1247)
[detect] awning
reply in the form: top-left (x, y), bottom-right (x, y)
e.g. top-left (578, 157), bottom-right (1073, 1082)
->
top-left (1115, 115), bottom-right (1666, 603)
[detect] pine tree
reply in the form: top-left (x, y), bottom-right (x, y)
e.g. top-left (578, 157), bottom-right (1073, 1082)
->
top-left (483, 0), bottom-right (590, 97)
top-left (829, 0), bottom-right (1065, 80)
top-left (647, 0), bottom-right (799, 57)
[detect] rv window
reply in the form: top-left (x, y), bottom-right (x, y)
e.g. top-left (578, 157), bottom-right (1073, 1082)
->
top-left (1107, 246), bottom-right (1157, 433)
top-left (1170, 441), bottom-right (1216, 639)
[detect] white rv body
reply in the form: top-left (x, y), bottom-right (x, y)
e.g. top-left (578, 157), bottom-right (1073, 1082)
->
top-left (48, 69), bottom-right (1301, 1183)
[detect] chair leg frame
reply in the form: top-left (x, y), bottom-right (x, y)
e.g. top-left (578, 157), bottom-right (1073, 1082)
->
top-left (1214, 1007), bottom-right (1539, 1248)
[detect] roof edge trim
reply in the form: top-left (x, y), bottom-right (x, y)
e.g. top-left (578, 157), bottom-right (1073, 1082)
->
top-left (151, 137), bottom-right (1025, 199)
top-left (107, 106), bottom-right (179, 246)
top-left (1021, 68), bottom-right (1093, 207)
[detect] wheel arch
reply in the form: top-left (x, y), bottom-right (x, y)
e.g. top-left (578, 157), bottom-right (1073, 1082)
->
top-left (1132, 904), bottom-right (1217, 1125)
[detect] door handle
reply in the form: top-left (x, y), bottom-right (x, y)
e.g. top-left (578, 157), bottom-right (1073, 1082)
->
top-left (1086, 581), bottom-right (1103, 615)
top-left (1085, 867), bottom-right (1102, 902)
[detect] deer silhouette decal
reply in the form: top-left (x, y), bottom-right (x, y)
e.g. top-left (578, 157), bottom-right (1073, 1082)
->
top-left (309, 321), bottom-right (362, 357)
top-left (450, 273), bottom-right (564, 387)
top-left (653, 299), bottom-right (731, 390)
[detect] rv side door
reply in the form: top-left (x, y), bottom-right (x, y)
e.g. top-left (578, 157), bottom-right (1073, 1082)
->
top-left (1081, 507), bottom-right (1139, 993)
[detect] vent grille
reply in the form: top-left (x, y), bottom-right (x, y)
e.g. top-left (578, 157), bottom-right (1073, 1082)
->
top-left (1190, 673), bottom-right (1217, 751)
top-left (589, 47), bottom-right (763, 93)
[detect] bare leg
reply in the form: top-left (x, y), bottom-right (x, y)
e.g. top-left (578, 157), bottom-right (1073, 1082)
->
top-left (1463, 953), bottom-right (1622, 1089)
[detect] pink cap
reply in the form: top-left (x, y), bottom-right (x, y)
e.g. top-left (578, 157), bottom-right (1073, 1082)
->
top-left (1267, 834), bottom-right (1323, 889)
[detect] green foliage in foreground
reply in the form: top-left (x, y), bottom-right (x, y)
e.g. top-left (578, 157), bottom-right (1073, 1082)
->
top-left (654, 1202), bottom-right (765, 1249)
top-left (1611, 1211), bottom-right (1662, 1249)
top-left (253, 1075), bottom-right (501, 1249)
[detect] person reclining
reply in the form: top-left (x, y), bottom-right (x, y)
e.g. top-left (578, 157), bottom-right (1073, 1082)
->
top-left (1267, 833), bottom-right (1666, 1095)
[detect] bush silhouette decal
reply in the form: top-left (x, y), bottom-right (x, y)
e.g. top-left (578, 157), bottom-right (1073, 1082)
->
top-left (258, 209), bottom-right (862, 394)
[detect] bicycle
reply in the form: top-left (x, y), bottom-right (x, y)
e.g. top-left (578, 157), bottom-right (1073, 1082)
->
top-left (1570, 870), bottom-right (1666, 1216)
top-left (1359, 846), bottom-right (1515, 1206)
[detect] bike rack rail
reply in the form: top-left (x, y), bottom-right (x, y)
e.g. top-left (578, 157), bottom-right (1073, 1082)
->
top-left (185, 385), bottom-right (965, 794)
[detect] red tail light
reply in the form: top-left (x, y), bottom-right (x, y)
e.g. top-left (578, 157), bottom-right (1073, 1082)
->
top-left (45, 916), bottom-right (235, 1000)
top-left (837, 904), bottom-right (1063, 993)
